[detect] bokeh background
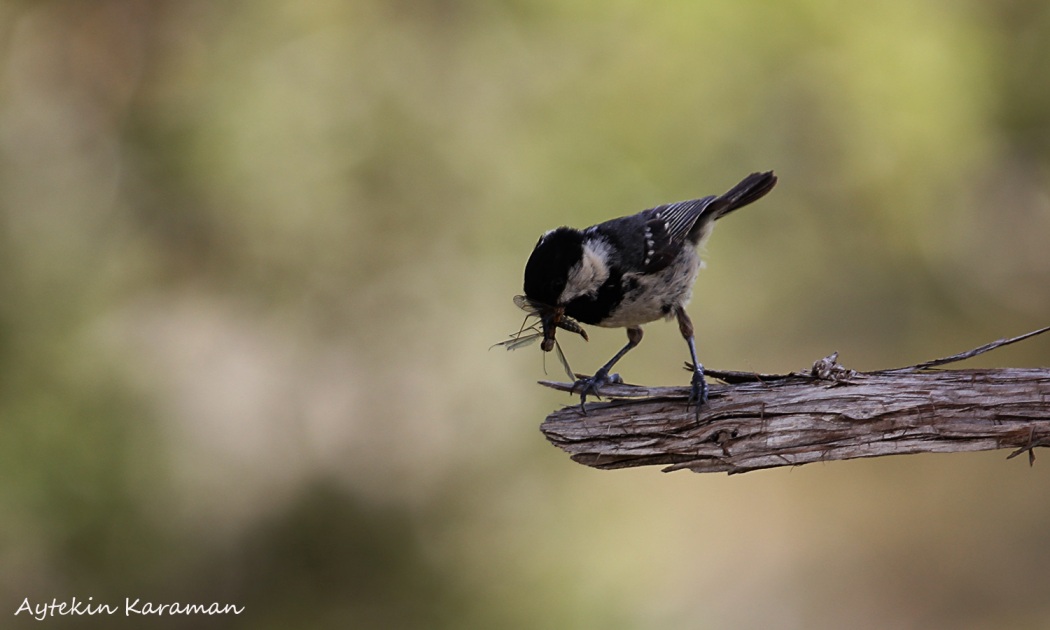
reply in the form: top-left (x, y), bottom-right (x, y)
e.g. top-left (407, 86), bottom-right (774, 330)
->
top-left (2, 1), bottom-right (1049, 628)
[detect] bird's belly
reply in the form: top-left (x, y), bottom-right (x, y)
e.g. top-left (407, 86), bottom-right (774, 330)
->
top-left (599, 250), bottom-right (701, 328)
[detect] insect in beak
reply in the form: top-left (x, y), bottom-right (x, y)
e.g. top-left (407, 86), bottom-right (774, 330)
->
top-left (540, 307), bottom-right (588, 351)
top-left (493, 296), bottom-right (589, 382)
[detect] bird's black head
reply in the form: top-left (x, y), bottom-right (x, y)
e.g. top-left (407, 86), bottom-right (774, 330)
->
top-left (521, 227), bottom-right (587, 352)
top-left (523, 227), bottom-right (584, 307)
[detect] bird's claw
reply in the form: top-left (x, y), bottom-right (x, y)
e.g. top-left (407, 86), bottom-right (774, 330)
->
top-left (571, 370), bottom-right (621, 413)
top-left (689, 364), bottom-right (708, 419)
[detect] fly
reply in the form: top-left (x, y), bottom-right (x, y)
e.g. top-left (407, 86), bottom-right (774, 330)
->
top-left (492, 295), bottom-right (589, 382)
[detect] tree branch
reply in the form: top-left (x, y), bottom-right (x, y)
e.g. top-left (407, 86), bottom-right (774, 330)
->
top-left (538, 327), bottom-right (1050, 474)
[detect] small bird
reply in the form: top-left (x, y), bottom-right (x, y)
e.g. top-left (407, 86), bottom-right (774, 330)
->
top-left (504, 171), bottom-right (777, 413)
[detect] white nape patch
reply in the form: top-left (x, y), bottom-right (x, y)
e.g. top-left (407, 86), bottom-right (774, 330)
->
top-left (558, 237), bottom-right (611, 304)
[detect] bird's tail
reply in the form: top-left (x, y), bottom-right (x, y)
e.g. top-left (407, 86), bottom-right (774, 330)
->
top-left (705, 170), bottom-right (778, 221)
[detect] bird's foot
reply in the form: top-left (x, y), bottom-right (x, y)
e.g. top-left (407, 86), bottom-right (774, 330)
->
top-left (689, 363), bottom-right (708, 418)
top-left (571, 370), bottom-right (622, 413)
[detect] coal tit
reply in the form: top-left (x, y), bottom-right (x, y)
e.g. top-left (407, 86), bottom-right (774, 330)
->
top-left (507, 171), bottom-right (777, 412)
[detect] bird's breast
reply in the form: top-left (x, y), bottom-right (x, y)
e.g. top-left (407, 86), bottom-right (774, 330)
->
top-left (597, 249), bottom-right (702, 328)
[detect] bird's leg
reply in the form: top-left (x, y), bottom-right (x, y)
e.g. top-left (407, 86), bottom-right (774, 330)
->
top-left (676, 308), bottom-right (708, 415)
top-left (573, 326), bottom-right (643, 412)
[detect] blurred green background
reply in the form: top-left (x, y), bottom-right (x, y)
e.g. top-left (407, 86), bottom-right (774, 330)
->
top-left (2, 0), bottom-right (1049, 628)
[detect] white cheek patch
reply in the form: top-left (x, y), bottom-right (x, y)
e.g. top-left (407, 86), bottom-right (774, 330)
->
top-left (558, 238), bottom-right (611, 303)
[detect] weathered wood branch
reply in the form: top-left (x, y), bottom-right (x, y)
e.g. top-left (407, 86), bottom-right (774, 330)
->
top-left (539, 327), bottom-right (1050, 474)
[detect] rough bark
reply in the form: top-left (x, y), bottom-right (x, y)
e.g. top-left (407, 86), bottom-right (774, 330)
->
top-left (538, 328), bottom-right (1050, 474)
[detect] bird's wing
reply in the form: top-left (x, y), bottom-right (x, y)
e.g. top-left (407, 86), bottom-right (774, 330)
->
top-left (640, 196), bottom-right (715, 272)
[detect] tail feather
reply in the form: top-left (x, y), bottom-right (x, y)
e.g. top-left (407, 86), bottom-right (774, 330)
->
top-left (684, 170), bottom-right (776, 246)
top-left (706, 171), bottom-right (778, 220)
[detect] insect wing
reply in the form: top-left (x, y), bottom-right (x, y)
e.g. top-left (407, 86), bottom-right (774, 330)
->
top-left (553, 338), bottom-right (576, 382)
top-left (497, 331), bottom-right (542, 351)
top-left (513, 294), bottom-right (537, 313)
